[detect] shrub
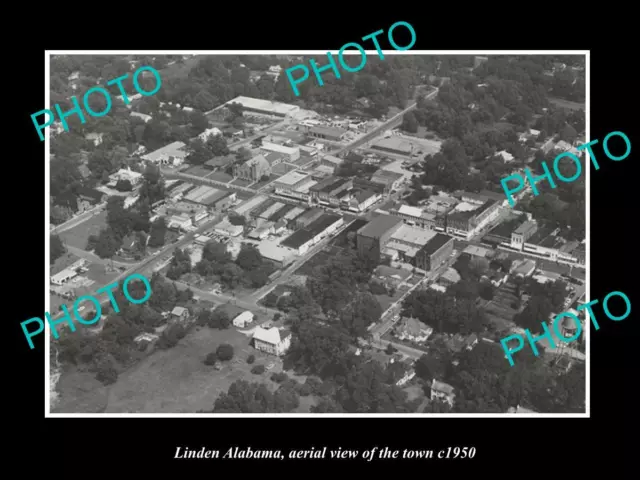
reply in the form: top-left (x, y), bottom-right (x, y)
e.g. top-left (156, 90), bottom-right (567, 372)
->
top-left (271, 372), bottom-right (288, 383)
top-left (216, 343), bottom-right (234, 362)
top-left (298, 384), bottom-right (312, 397)
top-left (247, 354), bottom-right (255, 364)
top-left (204, 352), bottom-right (217, 365)
top-left (251, 365), bottom-right (265, 374)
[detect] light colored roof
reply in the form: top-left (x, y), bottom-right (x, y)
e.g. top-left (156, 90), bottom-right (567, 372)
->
top-left (398, 205), bottom-right (424, 218)
top-left (390, 224), bottom-right (437, 246)
top-left (233, 195), bottom-right (269, 215)
top-left (226, 96), bottom-right (300, 116)
top-left (321, 154), bottom-right (344, 165)
top-left (463, 245), bottom-right (491, 257)
top-left (261, 142), bottom-right (299, 156)
top-left (240, 154), bottom-right (271, 172)
top-left (141, 141), bottom-right (188, 162)
top-left (233, 311), bottom-right (254, 322)
top-left (130, 111), bottom-right (152, 122)
top-left (253, 326), bottom-right (288, 345)
top-left (431, 380), bottom-right (455, 395)
top-left (172, 306), bottom-right (187, 316)
top-left (372, 136), bottom-right (414, 153)
top-left (275, 170), bottom-right (310, 186)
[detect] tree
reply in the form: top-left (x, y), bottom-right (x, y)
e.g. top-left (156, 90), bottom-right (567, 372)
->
top-left (114, 179), bottom-right (133, 192)
top-left (50, 234), bottom-right (66, 264)
top-left (236, 244), bottom-right (263, 271)
top-left (385, 343), bottom-right (396, 355)
top-left (247, 354), bottom-right (255, 364)
top-left (216, 343), bottom-right (234, 361)
top-left (251, 365), bottom-right (266, 375)
top-left (148, 217), bottom-right (167, 248)
top-left (204, 352), bottom-right (218, 365)
top-left (401, 111), bottom-right (419, 133)
top-left (208, 309), bottom-right (231, 329)
top-left (228, 213), bottom-right (246, 226)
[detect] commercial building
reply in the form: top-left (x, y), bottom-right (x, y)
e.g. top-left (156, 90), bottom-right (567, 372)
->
top-left (415, 233), bottom-right (454, 271)
top-left (233, 194), bottom-right (270, 217)
top-left (214, 219), bottom-right (244, 237)
top-left (281, 213), bottom-right (344, 255)
top-left (293, 207), bottom-right (324, 229)
top-left (258, 241), bottom-right (296, 268)
top-left (307, 125), bottom-right (347, 141)
top-left (167, 214), bottom-right (192, 231)
top-left (390, 204), bottom-right (437, 230)
top-left (341, 189), bottom-right (381, 212)
top-left (356, 215), bottom-right (403, 257)
top-left (273, 170), bottom-right (315, 201)
top-left (511, 220), bottom-right (538, 249)
top-left (383, 225), bottom-right (442, 264)
top-left (370, 169), bottom-right (405, 193)
top-left (444, 199), bottom-right (500, 240)
top-left (233, 154), bottom-right (272, 182)
top-left (51, 259), bottom-right (87, 286)
top-left (260, 142), bottom-right (300, 162)
top-left (141, 141), bottom-right (188, 167)
top-left (309, 176), bottom-right (353, 206)
top-left (320, 154), bottom-right (344, 171)
top-left (371, 137), bottom-right (414, 156)
top-left (225, 96), bottom-right (300, 118)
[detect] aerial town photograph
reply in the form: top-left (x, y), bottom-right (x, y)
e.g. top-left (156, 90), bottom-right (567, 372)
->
top-left (48, 53), bottom-right (586, 414)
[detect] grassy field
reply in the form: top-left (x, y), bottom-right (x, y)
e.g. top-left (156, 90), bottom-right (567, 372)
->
top-left (54, 325), bottom-right (315, 413)
top-left (206, 171), bottom-right (233, 183)
top-left (59, 210), bottom-right (108, 250)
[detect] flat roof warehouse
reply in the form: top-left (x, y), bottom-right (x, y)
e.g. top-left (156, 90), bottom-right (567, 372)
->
top-left (281, 213), bottom-right (342, 249)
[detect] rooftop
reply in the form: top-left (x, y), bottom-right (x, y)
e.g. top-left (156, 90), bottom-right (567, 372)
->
top-left (357, 215), bottom-right (403, 239)
top-left (141, 141), bottom-right (187, 162)
top-left (420, 233), bottom-right (453, 257)
top-left (226, 95), bottom-right (300, 116)
top-left (261, 142), bottom-right (300, 155)
top-left (391, 224), bottom-right (437, 246)
top-left (372, 136), bottom-right (414, 153)
top-left (275, 170), bottom-right (311, 187)
top-left (233, 194), bottom-right (269, 215)
top-left (431, 379), bottom-right (455, 395)
top-left (514, 220), bottom-right (537, 236)
top-left (310, 125), bottom-right (347, 138)
top-left (281, 213), bottom-right (342, 249)
top-left (253, 326), bottom-right (291, 345)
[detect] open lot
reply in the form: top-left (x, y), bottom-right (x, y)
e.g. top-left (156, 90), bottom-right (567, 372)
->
top-left (206, 171), bottom-right (233, 183)
top-left (104, 328), bottom-right (271, 413)
top-left (58, 210), bottom-right (108, 250)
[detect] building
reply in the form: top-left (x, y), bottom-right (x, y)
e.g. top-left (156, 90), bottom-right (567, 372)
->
top-left (76, 187), bottom-right (105, 212)
top-left (130, 111), bottom-right (152, 123)
top-left (391, 204), bottom-right (436, 230)
top-left (510, 258), bottom-right (536, 277)
top-left (273, 170), bottom-right (314, 201)
top-left (395, 317), bottom-right (433, 343)
top-left (431, 379), bottom-right (456, 406)
top-left (108, 168), bottom-right (143, 187)
top-left (356, 215), bottom-right (403, 257)
top-left (260, 142), bottom-right (300, 163)
top-left (141, 141), bottom-right (188, 167)
top-left (233, 195), bottom-right (270, 218)
top-left (281, 213), bottom-right (344, 255)
top-left (511, 220), bottom-right (538, 249)
top-left (253, 327), bottom-right (292, 356)
top-left (51, 259), bottom-right (86, 286)
top-left (197, 127), bottom-right (222, 142)
top-left (133, 332), bottom-right (159, 350)
top-left (371, 136), bottom-right (414, 156)
top-left (234, 155), bottom-right (272, 182)
top-left (293, 207), bottom-right (324, 229)
top-left (225, 96), bottom-right (300, 118)
top-left (264, 151), bottom-right (285, 168)
top-left (415, 233), bottom-right (455, 271)
top-left (385, 225), bottom-right (439, 264)
top-left (445, 199), bottom-right (500, 240)
top-left (213, 219), bottom-right (244, 237)
top-left (257, 241), bottom-right (296, 268)
top-left (320, 154), bottom-right (344, 171)
top-left (309, 176), bottom-right (353, 206)
top-left (507, 405), bottom-right (538, 414)
top-left (343, 189), bottom-right (380, 212)
top-left (167, 214), bottom-right (192, 231)
top-left (208, 191), bottom-right (236, 212)
top-left (171, 306), bottom-right (189, 322)
top-left (232, 311), bottom-right (255, 328)
top-left (307, 125), bottom-right (347, 141)
top-left (248, 222), bottom-right (274, 240)
top-left (370, 169), bottom-right (405, 193)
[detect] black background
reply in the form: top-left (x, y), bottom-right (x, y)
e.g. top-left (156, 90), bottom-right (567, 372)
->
top-left (9, 12), bottom-right (634, 474)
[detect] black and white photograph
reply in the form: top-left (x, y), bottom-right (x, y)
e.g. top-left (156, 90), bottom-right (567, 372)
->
top-left (46, 52), bottom-right (588, 416)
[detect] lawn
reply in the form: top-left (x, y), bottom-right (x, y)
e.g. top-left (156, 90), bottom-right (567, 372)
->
top-left (59, 210), bottom-right (108, 250)
top-left (206, 171), bottom-right (233, 183)
top-left (230, 178), bottom-right (253, 187)
top-left (101, 327), bottom-right (282, 413)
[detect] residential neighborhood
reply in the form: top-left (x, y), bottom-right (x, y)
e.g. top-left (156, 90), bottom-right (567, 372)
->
top-left (49, 53), bottom-right (586, 415)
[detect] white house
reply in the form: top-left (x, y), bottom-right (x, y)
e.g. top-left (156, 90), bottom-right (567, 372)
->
top-left (109, 168), bottom-right (143, 186)
top-left (431, 379), bottom-right (456, 407)
top-left (253, 327), bottom-right (292, 356)
top-left (395, 317), bottom-right (433, 343)
top-left (232, 311), bottom-right (255, 328)
top-left (197, 127), bottom-right (222, 142)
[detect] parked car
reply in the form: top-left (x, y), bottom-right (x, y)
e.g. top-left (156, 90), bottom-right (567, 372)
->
top-left (266, 363), bottom-right (275, 370)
